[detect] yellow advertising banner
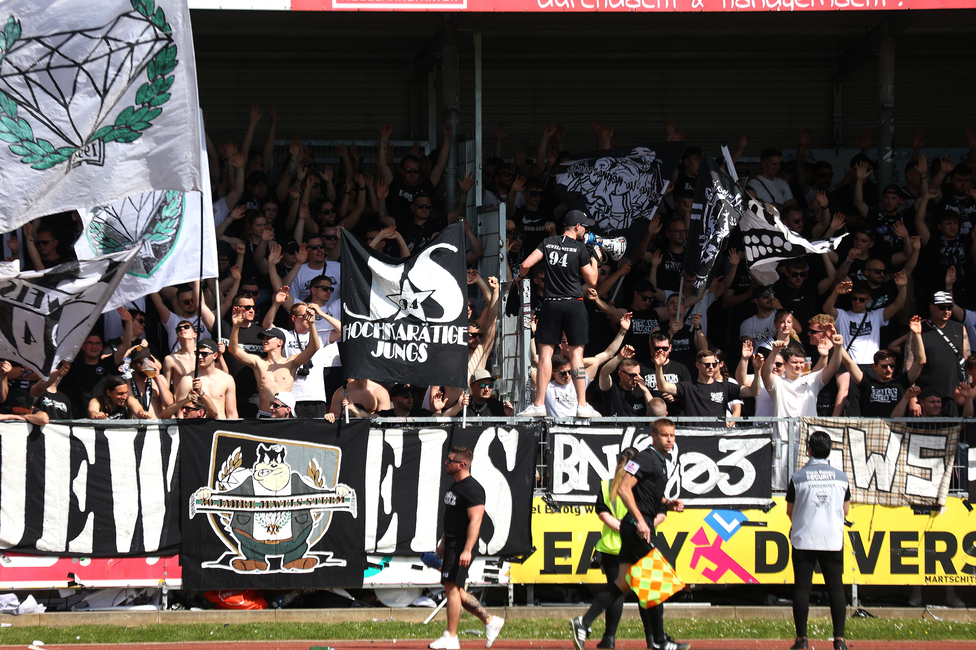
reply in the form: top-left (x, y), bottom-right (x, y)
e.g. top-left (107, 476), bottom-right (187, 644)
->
top-left (510, 497), bottom-right (976, 586)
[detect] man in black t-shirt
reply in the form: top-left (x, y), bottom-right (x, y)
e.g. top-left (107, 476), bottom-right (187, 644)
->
top-left (60, 331), bottom-right (131, 418)
top-left (466, 369), bottom-right (514, 417)
top-left (572, 419), bottom-right (689, 650)
top-left (841, 318), bottom-right (924, 417)
top-left (517, 211), bottom-right (600, 419)
top-left (914, 291), bottom-right (970, 416)
top-left (599, 354), bottom-right (652, 416)
top-left (377, 123), bottom-right (452, 224)
top-left (430, 447), bottom-right (504, 650)
top-left (655, 349), bottom-right (760, 419)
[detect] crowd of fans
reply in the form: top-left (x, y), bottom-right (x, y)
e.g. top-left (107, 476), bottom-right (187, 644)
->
top-left (2, 108), bottom-right (976, 429)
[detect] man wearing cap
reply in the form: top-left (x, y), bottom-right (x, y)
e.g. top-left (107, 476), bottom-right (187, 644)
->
top-left (911, 291), bottom-right (971, 416)
top-left (162, 319), bottom-right (199, 394)
top-left (517, 210), bottom-right (600, 419)
top-left (269, 392), bottom-right (296, 419)
top-left (229, 306), bottom-right (321, 418)
top-left (128, 346), bottom-right (173, 419)
top-left (174, 339), bottom-right (238, 419)
top-left (467, 370), bottom-right (514, 417)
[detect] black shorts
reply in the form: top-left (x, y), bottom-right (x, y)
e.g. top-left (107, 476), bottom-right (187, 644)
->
top-left (441, 542), bottom-right (474, 586)
top-left (537, 300), bottom-right (588, 347)
top-left (618, 515), bottom-right (656, 565)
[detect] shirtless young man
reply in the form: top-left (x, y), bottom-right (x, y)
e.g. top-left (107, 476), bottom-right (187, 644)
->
top-left (228, 307), bottom-right (321, 417)
top-left (174, 339), bottom-right (238, 419)
top-left (328, 377), bottom-right (391, 417)
top-left (162, 319), bottom-right (197, 392)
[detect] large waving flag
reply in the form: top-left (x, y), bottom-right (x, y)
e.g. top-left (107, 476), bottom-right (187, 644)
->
top-left (0, 0), bottom-right (202, 229)
top-left (340, 224), bottom-right (468, 388)
top-left (685, 153), bottom-right (746, 293)
top-left (554, 143), bottom-right (683, 234)
top-left (0, 248), bottom-right (138, 375)
top-left (740, 198), bottom-right (845, 285)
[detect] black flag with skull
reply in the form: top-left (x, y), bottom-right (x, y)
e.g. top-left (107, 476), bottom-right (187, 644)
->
top-left (685, 154), bottom-right (747, 294)
top-left (340, 224), bottom-right (469, 388)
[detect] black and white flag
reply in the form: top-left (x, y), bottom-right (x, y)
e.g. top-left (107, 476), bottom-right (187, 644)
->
top-left (685, 154), bottom-right (746, 293)
top-left (740, 198), bottom-right (845, 285)
top-left (0, 248), bottom-right (137, 375)
top-left (341, 224), bottom-right (468, 388)
top-left (0, 421), bottom-right (181, 556)
top-left (554, 143), bottom-right (683, 234)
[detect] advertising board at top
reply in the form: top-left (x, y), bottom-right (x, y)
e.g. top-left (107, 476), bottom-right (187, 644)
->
top-left (281, 0), bottom-right (972, 12)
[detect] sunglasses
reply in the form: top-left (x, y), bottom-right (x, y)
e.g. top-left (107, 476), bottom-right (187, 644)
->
top-left (789, 272), bottom-right (807, 278)
top-left (701, 362), bottom-right (719, 368)
top-left (866, 268), bottom-right (885, 274)
top-left (936, 304), bottom-right (953, 310)
top-left (35, 239), bottom-right (53, 245)
top-left (270, 402), bottom-right (288, 410)
top-left (637, 294), bottom-right (654, 302)
top-left (177, 324), bottom-right (193, 331)
top-left (414, 204), bottom-right (433, 211)
top-left (181, 405), bottom-right (203, 413)
top-left (445, 458), bottom-right (463, 465)
top-left (477, 382), bottom-right (494, 389)
top-left (620, 371), bottom-right (640, 379)
top-left (653, 346), bottom-right (670, 352)
top-left (877, 363), bottom-right (895, 369)
top-left (468, 332), bottom-right (482, 339)
top-left (319, 208), bottom-right (335, 215)
top-left (181, 297), bottom-right (197, 305)
top-left (773, 362), bottom-right (785, 368)
top-left (238, 305), bottom-right (255, 311)
top-left (809, 329), bottom-right (825, 335)
top-left (527, 191), bottom-right (543, 198)
top-left (403, 167), bottom-right (421, 174)
top-left (196, 350), bottom-right (213, 357)
top-left (307, 244), bottom-right (325, 250)
top-left (851, 296), bottom-right (869, 303)
top-left (323, 234), bottom-right (338, 241)
top-left (312, 285), bottom-right (334, 292)
top-left (554, 370), bottom-right (572, 377)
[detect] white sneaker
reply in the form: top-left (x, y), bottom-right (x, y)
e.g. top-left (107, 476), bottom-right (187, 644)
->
top-left (517, 404), bottom-right (547, 417)
top-left (430, 632), bottom-right (461, 650)
top-left (485, 616), bottom-right (505, 648)
top-left (576, 404), bottom-right (601, 418)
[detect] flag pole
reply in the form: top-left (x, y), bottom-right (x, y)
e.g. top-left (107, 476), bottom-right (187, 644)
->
top-left (194, 191), bottom-right (205, 380)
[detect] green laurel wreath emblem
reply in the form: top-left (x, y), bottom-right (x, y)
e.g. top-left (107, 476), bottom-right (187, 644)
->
top-left (0, 0), bottom-right (177, 171)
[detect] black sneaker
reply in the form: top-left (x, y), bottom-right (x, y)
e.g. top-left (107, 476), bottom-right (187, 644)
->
top-left (597, 635), bottom-right (615, 649)
top-left (571, 616), bottom-right (587, 650)
top-left (833, 639), bottom-right (849, 650)
top-left (790, 638), bottom-right (808, 650)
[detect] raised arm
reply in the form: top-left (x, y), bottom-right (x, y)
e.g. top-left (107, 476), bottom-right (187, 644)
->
top-left (599, 344), bottom-right (633, 391)
top-left (653, 348), bottom-right (677, 396)
top-left (823, 280), bottom-right (849, 319)
top-left (287, 311), bottom-right (321, 369)
top-left (892, 384), bottom-right (920, 418)
top-left (882, 271), bottom-right (909, 322)
top-left (227, 307), bottom-right (262, 369)
top-left (906, 315), bottom-right (926, 384)
top-left (113, 307), bottom-right (136, 366)
top-left (588, 312), bottom-right (631, 375)
top-left (852, 161), bottom-right (871, 219)
top-left (377, 124), bottom-right (394, 185)
top-left (428, 124), bottom-right (453, 188)
top-left (819, 333), bottom-right (846, 385)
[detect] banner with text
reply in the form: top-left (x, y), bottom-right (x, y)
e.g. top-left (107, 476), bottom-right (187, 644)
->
top-left (0, 421), bottom-right (181, 556)
top-left (548, 425), bottom-right (773, 508)
top-left (800, 418), bottom-right (960, 507)
top-left (510, 496), bottom-right (976, 586)
top-left (365, 423), bottom-right (539, 557)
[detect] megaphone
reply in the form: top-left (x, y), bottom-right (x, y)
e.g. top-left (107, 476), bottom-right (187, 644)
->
top-left (584, 234), bottom-right (628, 262)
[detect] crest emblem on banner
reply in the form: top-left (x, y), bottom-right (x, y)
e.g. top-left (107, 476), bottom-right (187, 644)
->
top-left (189, 431), bottom-right (358, 574)
top-left (0, 1), bottom-right (178, 171)
top-left (85, 190), bottom-right (184, 278)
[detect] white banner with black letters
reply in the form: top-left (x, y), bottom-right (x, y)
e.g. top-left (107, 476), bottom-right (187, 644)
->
top-left (800, 418), bottom-right (960, 507)
top-left (0, 421), bottom-right (181, 556)
top-left (548, 425), bottom-right (773, 508)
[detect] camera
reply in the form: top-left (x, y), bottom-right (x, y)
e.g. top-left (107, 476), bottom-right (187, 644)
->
top-left (297, 360), bottom-right (313, 377)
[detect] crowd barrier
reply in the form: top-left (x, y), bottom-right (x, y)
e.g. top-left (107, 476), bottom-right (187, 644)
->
top-left (0, 417), bottom-right (971, 596)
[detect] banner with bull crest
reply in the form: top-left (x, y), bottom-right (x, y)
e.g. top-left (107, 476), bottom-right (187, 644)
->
top-left (554, 143), bottom-right (683, 234)
top-left (340, 223), bottom-right (468, 388)
top-left (180, 419), bottom-right (368, 590)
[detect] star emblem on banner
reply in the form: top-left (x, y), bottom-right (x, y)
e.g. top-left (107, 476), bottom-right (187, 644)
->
top-left (386, 278), bottom-right (433, 320)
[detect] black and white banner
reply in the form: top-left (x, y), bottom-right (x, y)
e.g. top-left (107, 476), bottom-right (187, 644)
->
top-left (548, 425), bottom-right (773, 508)
top-left (340, 224), bottom-right (468, 388)
top-left (800, 418), bottom-right (960, 507)
top-left (180, 419), bottom-right (369, 590)
top-left (365, 424), bottom-right (539, 557)
top-left (0, 421), bottom-right (181, 556)
top-left (685, 154), bottom-right (745, 292)
top-left (739, 198), bottom-right (844, 286)
top-left (554, 143), bottom-right (684, 234)
top-left (0, 248), bottom-right (137, 375)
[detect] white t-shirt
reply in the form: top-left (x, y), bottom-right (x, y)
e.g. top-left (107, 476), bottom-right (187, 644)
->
top-left (746, 176), bottom-right (794, 204)
top-left (740, 312), bottom-right (776, 348)
top-left (282, 329), bottom-right (329, 403)
top-left (292, 261), bottom-right (342, 305)
top-left (769, 370), bottom-right (825, 418)
top-left (313, 300), bottom-right (343, 368)
top-left (835, 309), bottom-right (887, 364)
top-left (544, 376), bottom-right (591, 418)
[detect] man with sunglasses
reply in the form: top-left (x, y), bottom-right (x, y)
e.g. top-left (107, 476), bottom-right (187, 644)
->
top-left (377, 123), bottom-right (452, 223)
top-left (655, 349), bottom-right (761, 419)
top-left (397, 191), bottom-right (445, 254)
top-left (174, 339), bottom-right (238, 419)
top-left (291, 234), bottom-right (341, 304)
top-left (840, 317), bottom-right (925, 417)
top-left (465, 369), bottom-right (514, 417)
top-left (824, 274), bottom-right (906, 369)
top-left (163, 319), bottom-right (199, 393)
top-left (376, 384), bottom-right (434, 418)
top-left (599, 351), bottom-right (653, 417)
top-left (911, 291), bottom-right (971, 416)
top-left (429, 446), bottom-right (504, 650)
top-left (508, 176), bottom-right (557, 253)
top-left (151, 282), bottom-right (217, 353)
top-left (773, 259), bottom-right (833, 331)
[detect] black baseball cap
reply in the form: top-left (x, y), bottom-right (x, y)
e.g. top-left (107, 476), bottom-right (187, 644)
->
top-left (565, 210), bottom-right (595, 227)
top-left (259, 328), bottom-right (286, 342)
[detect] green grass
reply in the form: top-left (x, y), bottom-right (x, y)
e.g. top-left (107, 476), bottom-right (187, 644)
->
top-left (1, 618), bottom-right (975, 645)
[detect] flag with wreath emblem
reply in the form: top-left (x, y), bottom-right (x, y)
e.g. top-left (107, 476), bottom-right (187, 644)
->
top-left (627, 547), bottom-right (686, 608)
top-left (0, 0), bottom-right (202, 228)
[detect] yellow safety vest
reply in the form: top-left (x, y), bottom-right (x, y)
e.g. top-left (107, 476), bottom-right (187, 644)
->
top-left (594, 478), bottom-right (629, 555)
